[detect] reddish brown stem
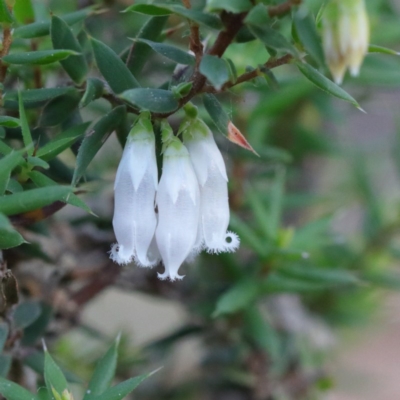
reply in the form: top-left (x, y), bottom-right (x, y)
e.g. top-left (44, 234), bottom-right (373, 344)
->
top-left (268, 0), bottom-right (301, 18)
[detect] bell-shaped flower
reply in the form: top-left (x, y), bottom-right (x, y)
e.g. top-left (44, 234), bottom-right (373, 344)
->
top-left (110, 111), bottom-right (159, 267)
top-left (182, 116), bottom-right (239, 254)
top-left (322, 0), bottom-right (369, 84)
top-left (155, 122), bottom-right (200, 281)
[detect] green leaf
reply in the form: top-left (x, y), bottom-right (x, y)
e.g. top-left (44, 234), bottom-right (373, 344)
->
top-left (293, 9), bottom-right (324, 67)
top-left (0, 150), bottom-right (24, 195)
top-left (13, 300), bottom-right (42, 330)
top-left (84, 337), bottom-right (120, 399)
top-left (0, 377), bottom-right (35, 400)
top-left (296, 62), bottom-right (362, 109)
top-left (368, 44), bottom-right (400, 56)
top-left (36, 122), bottom-right (90, 161)
top-left (206, 0), bottom-right (252, 13)
top-left (14, 7), bottom-right (95, 39)
top-left (21, 303), bottom-right (53, 346)
top-left (261, 272), bottom-right (325, 293)
top-left (267, 167), bottom-right (285, 240)
top-left (73, 106), bottom-right (126, 185)
top-left (203, 93), bottom-right (230, 135)
top-left (199, 55), bottom-right (230, 90)
top-left (134, 38), bottom-right (195, 65)
top-left (0, 0), bottom-right (13, 24)
top-left (91, 38), bottom-right (140, 94)
top-left (0, 116), bottom-right (20, 128)
top-left (6, 179), bottom-right (23, 194)
top-left (0, 322), bottom-right (8, 352)
top-left (44, 349), bottom-right (68, 396)
top-left (0, 213), bottom-right (25, 249)
top-left (51, 16), bottom-right (88, 84)
top-left (2, 50), bottom-right (78, 65)
top-left (214, 279), bottom-right (260, 316)
top-left (0, 186), bottom-right (72, 216)
top-left (18, 91), bottom-right (33, 155)
top-left (126, 16), bottom-right (168, 76)
top-left (124, 4), bottom-right (222, 30)
top-left (92, 371), bottom-right (157, 400)
top-left (13, 0), bottom-right (34, 24)
top-left (120, 88), bottom-right (178, 113)
top-left (39, 92), bottom-right (81, 127)
top-left (0, 355), bottom-right (12, 378)
top-left (80, 78), bottom-right (104, 108)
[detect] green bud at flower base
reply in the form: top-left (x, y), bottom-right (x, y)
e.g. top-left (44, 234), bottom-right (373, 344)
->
top-left (322, 0), bottom-right (369, 85)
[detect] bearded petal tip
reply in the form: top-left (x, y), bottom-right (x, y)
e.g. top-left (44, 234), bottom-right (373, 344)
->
top-left (109, 244), bottom-right (133, 265)
top-left (205, 231), bottom-right (240, 254)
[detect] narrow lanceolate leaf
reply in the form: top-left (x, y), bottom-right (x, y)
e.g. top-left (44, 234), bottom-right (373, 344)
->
top-left (44, 349), bottom-right (68, 396)
top-left (0, 116), bottom-right (21, 128)
top-left (120, 88), bottom-right (178, 113)
top-left (91, 38), bottom-right (140, 94)
top-left (296, 62), bottom-right (363, 110)
top-left (84, 337), bottom-right (120, 399)
top-left (2, 50), bottom-right (79, 65)
top-left (0, 150), bottom-right (24, 195)
top-left (80, 78), bottom-right (104, 108)
top-left (0, 0), bottom-right (13, 24)
top-left (0, 377), bottom-right (35, 400)
top-left (51, 16), bottom-right (88, 84)
top-left (368, 44), bottom-right (400, 56)
top-left (14, 7), bottom-right (96, 39)
top-left (199, 55), bottom-right (230, 90)
top-left (18, 91), bottom-right (33, 155)
top-left (37, 122), bottom-right (90, 161)
top-left (293, 10), bottom-right (324, 67)
top-left (227, 121), bottom-right (258, 155)
top-left (40, 92), bottom-right (82, 127)
top-left (133, 38), bottom-right (195, 65)
top-left (92, 371), bottom-right (158, 400)
top-left (206, 0), bottom-right (253, 13)
top-left (203, 93), bottom-right (230, 135)
top-left (73, 106), bottom-right (126, 185)
top-left (0, 186), bottom-right (72, 216)
top-left (0, 213), bottom-right (25, 249)
top-left (0, 323), bottom-right (8, 352)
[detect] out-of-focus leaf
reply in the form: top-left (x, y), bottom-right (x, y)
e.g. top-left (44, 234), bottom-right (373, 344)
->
top-left (206, 0), bottom-right (252, 13)
top-left (199, 55), bottom-right (230, 90)
top-left (214, 279), bottom-right (260, 316)
top-left (92, 371), bottom-right (158, 400)
top-left (0, 355), bottom-right (11, 377)
top-left (44, 349), bottom-right (68, 395)
top-left (14, 7), bottom-right (96, 39)
top-left (293, 9), bottom-right (324, 67)
top-left (0, 377), bottom-right (34, 400)
top-left (0, 140), bottom-right (12, 155)
top-left (13, 0), bottom-right (34, 23)
top-left (0, 116), bottom-right (20, 128)
top-left (6, 179), bottom-right (23, 193)
top-left (123, 4), bottom-right (172, 16)
top-left (84, 337), bottom-right (120, 399)
top-left (51, 15), bottom-right (88, 84)
top-left (22, 303), bottom-right (53, 346)
top-left (0, 0), bottom-right (13, 24)
top-left (126, 16), bottom-right (168, 75)
top-left (13, 300), bottom-right (42, 329)
top-left (368, 44), bottom-right (400, 56)
top-left (203, 93), bottom-right (229, 135)
top-left (261, 272), bottom-right (325, 293)
top-left (134, 38), bottom-right (195, 65)
top-left (267, 167), bottom-right (285, 240)
top-left (36, 122), bottom-right (90, 161)
top-left (0, 150), bottom-right (24, 195)
top-left (0, 323), bottom-right (8, 352)
top-left (0, 186), bottom-right (72, 216)
top-left (0, 213), bottom-right (25, 249)
top-left (120, 88), bottom-right (178, 113)
top-left (91, 38), bottom-right (140, 94)
top-left (296, 62), bottom-right (362, 109)
top-left (18, 91), bottom-right (33, 155)
top-left (40, 92), bottom-right (81, 127)
top-left (26, 156), bottom-right (49, 170)
top-left (2, 50), bottom-right (78, 65)
top-left (73, 106), bottom-right (126, 185)
top-left (80, 78), bottom-right (104, 108)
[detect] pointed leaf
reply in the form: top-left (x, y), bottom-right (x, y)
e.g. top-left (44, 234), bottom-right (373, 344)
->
top-left (199, 55), bottom-right (230, 90)
top-left (0, 116), bottom-right (20, 128)
top-left (13, 0), bottom-right (34, 24)
top-left (296, 62), bottom-right (362, 109)
top-left (0, 377), bottom-right (35, 400)
top-left (18, 91), bottom-right (33, 155)
top-left (2, 50), bottom-right (79, 65)
top-left (91, 38), bottom-right (140, 94)
top-left (368, 44), bottom-right (400, 56)
top-left (0, 0), bottom-right (13, 24)
top-left (79, 78), bottom-right (104, 108)
top-left (73, 106), bottom-right (126, 185)
top-left (39, 92), bottom-right (81, 127)
top-left (0, 213), bottom-right (25, 249)
top-left (203, 93), bottom-right (230, 135)
top-left (120, 88), bottom-right (178, 113)
top-left (51, 16), bottom-right (88, 84)
top-left (44, 349), bottom-right (68, 395)
top-left (0, 150), bottom-right (24, 195)
top-left (13, 300), bottom-right (42, 330)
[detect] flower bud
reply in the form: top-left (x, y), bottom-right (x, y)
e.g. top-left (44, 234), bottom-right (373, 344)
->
top-left (156, 123), bottom-right (200, 281)
top-left (322, 0), bottom-right (369, 84)
top-left (110, 112), bottom-right (159, 267)
top-left (183, 117), bottom-right (239, 254)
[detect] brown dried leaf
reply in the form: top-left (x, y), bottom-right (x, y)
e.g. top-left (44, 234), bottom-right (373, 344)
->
top-left (227, 121), bottom-right (259, 156)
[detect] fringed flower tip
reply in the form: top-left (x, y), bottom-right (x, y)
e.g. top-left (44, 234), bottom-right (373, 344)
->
top-left (206, 231), bottom-right (240, 254)
top-left (109, 243), bottom-right (133, 265)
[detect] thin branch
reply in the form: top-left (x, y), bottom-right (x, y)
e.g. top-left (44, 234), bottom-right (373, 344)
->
top-left (268, 0), bottom-right (301, 18)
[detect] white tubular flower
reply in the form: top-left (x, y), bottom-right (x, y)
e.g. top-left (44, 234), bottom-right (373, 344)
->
top-left (322, 0), bottom-right (369, 85)
top-left (156, 122), bottom-right (200, 281)
top-left (183, 116), bottom-right (239, 254)
top-left (110, 111), bottom-right (159, 267)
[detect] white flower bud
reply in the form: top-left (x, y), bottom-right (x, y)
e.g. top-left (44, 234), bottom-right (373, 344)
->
top-left (183, 117), bottom-right (239, 254)
top-left (110, 112), bottom-right (159, 267)
top-left (322, 0), bottom-right (369, 84)
top-left (155, 126), bottom-right (200, 281)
